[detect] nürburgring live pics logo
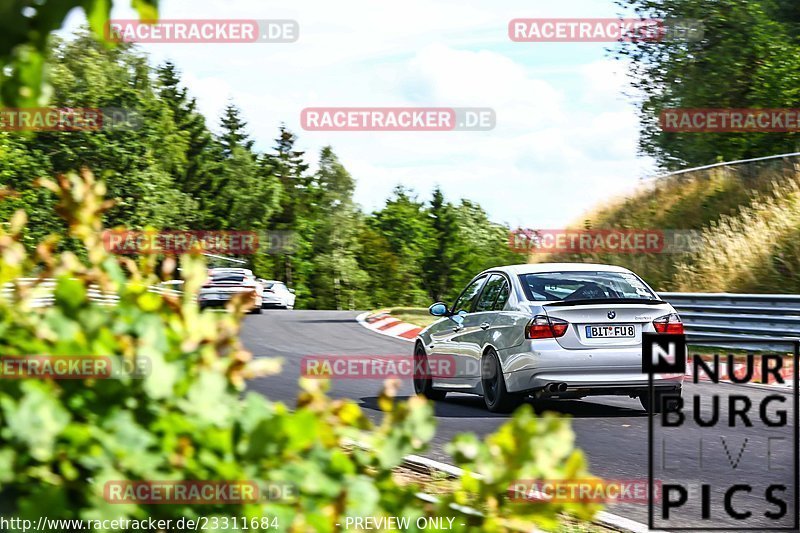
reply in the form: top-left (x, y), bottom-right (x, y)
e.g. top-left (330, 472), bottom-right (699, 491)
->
top-left (643, 333), bottom-right (799, 530)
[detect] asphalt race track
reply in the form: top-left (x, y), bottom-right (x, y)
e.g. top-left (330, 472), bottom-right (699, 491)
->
top-left (242, 310), bottom-right (798, 530)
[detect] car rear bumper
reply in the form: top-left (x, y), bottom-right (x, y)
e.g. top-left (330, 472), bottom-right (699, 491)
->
top-left (505, 369), bottom-right (683, 395)
top-left (199, 299), bottom-right (230, 308)
top-left (500, 342), bottom-right (685, 394)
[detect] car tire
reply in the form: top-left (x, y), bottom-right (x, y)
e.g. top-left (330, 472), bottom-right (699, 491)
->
top-left (639, 387), bottom-right (682, 414)
top-left (413, 344), bottom-right (446, 401)
top-left (481, 349), bottom-right (524, 413)
top-left (251, 306), bottom-right (263, 314)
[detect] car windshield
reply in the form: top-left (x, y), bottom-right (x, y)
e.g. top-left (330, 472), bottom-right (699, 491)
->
top-left (519, 271), bottom-right (658, 302)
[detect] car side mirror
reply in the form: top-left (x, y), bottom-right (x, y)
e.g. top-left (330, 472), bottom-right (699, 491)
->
top-left (288, 288), bottom-right (296, 293)
top-left (429, 302), bottom-right (449, 316)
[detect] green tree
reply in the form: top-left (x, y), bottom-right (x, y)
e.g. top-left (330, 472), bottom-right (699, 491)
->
top-left (1, 32), bottom-right (197, 240)
top-left (219, 103), bottom-right (255, 156)
top-left (267, 126), bottom-right (311, 293)
top-left (305, 147), bottom-right (369, 309)
top-left (422, 186), bottom-right (461, 302)
top-left (156, 61), bottom-right (214, 207)
top-left (615, 0), bottom-right (800, 168)
top-left (355, 224), bottom-right (404, 308)
top-left (271, 124), bottom-right (310, 225)
top-left (198, 104), bottom-right (282, 235)
top-left (452, 199), bottom-right (524, 287)
top-left (0, 132), bottom-right (57, 248)
top-left (0, 0), bottom-right (158, 107)
top-left (367, 186), bottom-right (433, 307)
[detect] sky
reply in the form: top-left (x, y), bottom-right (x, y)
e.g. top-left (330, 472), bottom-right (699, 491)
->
top-left (62, 0), bottom-right (657, 228)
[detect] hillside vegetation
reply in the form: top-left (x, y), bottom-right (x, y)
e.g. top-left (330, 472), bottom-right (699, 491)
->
top-left (534, 156), bottom-right (800, 292)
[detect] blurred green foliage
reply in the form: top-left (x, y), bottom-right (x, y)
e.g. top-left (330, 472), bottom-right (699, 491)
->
top-left (0, 171), bottom-right (598, 531)
top-left (0, 0), bottom-right (158, 107)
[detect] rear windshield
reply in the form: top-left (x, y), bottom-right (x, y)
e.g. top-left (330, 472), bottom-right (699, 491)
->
top-left (519, 271), bottom-right (658, 302)
top-left (211, 274), bottom-right (245, 283)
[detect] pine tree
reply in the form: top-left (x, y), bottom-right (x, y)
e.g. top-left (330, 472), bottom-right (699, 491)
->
top-left (219, 103), bottom-right (254, 157)
top-left (266, 125), bottom-right (310, 288)
top-left (271, 124), bottom-right (310, 224)
top-left (156, 61), bottom-right (214, 216)
top-left (423, 186), bottom-right (460, 302)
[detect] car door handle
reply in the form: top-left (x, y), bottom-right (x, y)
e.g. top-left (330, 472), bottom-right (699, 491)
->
top-left (480, 322), bottom-right (491, 330)
top-left (452, 325), bottom-right (463, 332)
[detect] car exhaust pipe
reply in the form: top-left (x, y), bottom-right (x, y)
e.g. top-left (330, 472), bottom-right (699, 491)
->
top-left (544, 382), bottom-right (568, 394)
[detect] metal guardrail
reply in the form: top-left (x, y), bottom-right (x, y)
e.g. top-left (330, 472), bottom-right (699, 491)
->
top-left (645, 151), bottom-right (800, 181)
top-left (659, 292), bottom-right (800, 351)
top-left (1, 278), bottom-right (182, 308)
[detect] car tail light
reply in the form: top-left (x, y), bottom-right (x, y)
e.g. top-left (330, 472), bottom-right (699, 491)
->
top-left (653, 313), bottom-right (684, 334)
top-left (526, 315), bottom-right (569, 339)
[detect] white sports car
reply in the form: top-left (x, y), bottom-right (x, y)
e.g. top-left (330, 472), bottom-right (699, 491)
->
top-left (258, 280), bottom-right (296, 309)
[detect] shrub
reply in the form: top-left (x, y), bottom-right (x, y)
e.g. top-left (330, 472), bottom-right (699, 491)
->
top-left (673, 181), bottom-right (800, 292)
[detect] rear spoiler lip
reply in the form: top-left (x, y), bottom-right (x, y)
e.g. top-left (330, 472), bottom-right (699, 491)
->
top-left (542, 298), bottom-right (666, 307)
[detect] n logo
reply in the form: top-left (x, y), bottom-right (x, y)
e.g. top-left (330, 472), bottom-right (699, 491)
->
top-left (642, 332), bottom-right (686, 374)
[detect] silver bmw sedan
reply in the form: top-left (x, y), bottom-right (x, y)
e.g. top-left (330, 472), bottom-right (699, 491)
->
top-left (413, 263), bottom-right (685, 413)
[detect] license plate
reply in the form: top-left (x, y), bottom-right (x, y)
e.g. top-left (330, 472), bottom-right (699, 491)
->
top-left (585, 324), bottom-right (635, 338)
